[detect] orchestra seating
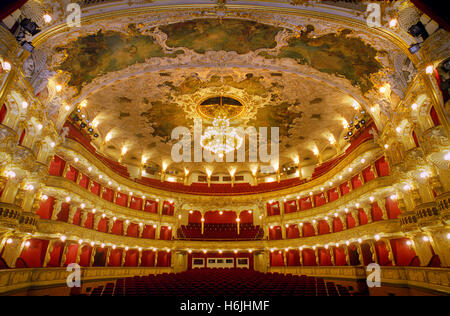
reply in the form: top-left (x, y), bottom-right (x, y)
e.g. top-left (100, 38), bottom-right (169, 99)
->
top-left (87, 269), bottom-right (361, 297)
top-left (179, 223), bottom-right (264, 240)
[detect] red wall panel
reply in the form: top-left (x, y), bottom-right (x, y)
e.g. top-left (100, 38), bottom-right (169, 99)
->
top-left (142, 225), bottom-right (156, 239)
top-left (78, 174), bottom-right (90, 189)
top-left (144, 200), bottom-right (158, 213)
top-left (108, 249), bottom-right (122, 267)
top-left (302, 249), bottom-right (317, 266)
top-left (47, 242), bottom-right (64, 267)
top-left (64, 244), bottom-right (79, 266)
top-left (19, 239), bottom-right (49, 268)
top-left (375, 157), bottom-right (390, 177)
top-left (299, 197), bottom-right (312, 211)
top-left (302, 223), bottom-right (315, 237)
top-left (37, 196), bottom-right (55, 220)
top-left (48, 156), bottom-right (66, 177)
top-left (127, 223), bottom-right (139, 237)
top-left (333, 217), bottom-right (343, 232)
top-left (102, 188), bottom-right (114, 202)
top-left (390, 238), bottom-right (417, 266)
top-left (130, 197), bottom-right (143, 210)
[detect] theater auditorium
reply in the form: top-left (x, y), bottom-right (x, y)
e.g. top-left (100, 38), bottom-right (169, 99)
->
top-left (0, 0), bottom-right (449, 298)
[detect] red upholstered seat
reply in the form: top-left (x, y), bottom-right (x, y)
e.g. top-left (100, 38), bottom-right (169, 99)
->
top-left (85, 269), bottom-right (359, 297)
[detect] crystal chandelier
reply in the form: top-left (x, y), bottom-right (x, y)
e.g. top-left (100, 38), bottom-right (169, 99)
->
top-left (200, 115), bottom-right (243, 158)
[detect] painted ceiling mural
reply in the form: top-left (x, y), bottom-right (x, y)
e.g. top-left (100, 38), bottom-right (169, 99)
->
top-left (55, 25), bottom-right (182, 92)
top-left (54, 19), bottom-right (382, 95)
top-left (84, 69), bottom-right (355, 171)
top-left (160, 19), bottom-right (283, 55)
top-left (262, 28), bottom-right (383, 93)
top-left (42, 14), bottom-right (405, 172)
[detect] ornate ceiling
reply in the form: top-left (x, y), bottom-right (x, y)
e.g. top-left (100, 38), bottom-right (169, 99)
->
top-left (29, 2), bottom-right (418, 176)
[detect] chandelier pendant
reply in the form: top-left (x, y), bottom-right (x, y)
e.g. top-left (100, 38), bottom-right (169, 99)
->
top-left (200, 115), bottom-right (244, 158)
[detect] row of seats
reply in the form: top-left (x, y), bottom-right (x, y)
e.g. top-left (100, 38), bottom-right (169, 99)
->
top-left (180, 224), bottom-right (263, 240)
top-left (87, 269), bottom-right (362, 297)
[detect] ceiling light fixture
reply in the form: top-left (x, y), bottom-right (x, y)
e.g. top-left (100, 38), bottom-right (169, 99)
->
top-left (200, 115), bottom-right (243, 158)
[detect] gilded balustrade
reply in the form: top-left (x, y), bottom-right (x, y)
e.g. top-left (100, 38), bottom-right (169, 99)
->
top-left (0, 203), bottom-right (22, 229)
top-left (436, 192), bottom-right (450, 224)
top-left (0, 266), bottom-right (173, 295)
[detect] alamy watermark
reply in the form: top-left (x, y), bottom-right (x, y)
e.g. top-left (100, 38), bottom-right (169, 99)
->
top-left (66, 263), bottom-right (81, 288)
top-left (366, 263), bottom-right (382, 288)
top-left (66, 3), bottom-right (81, 28)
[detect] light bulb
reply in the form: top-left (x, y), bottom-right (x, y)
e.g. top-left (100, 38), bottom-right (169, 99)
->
top-left (43, 14), bottom-right (52, 23)
top-left (1, 61), bottom-right (11, 72)
top-left (444, 152), bottom-right (450, 161)
top-left (389, 19), bottom-right (398, 28)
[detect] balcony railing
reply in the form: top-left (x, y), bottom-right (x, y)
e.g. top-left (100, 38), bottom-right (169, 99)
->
top-left (0, 266), bottom-right (172, 295)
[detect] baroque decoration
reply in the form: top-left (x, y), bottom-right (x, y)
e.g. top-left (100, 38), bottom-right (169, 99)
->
top-left (0, 0), bottom-right (449, 297)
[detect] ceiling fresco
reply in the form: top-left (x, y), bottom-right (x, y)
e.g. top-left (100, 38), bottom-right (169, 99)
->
top-left (159, 19), bottom-right (283, 54)
top-left (47, 16), bottom-right (393, 173)
top-left (54, 19), bottom-right (382, 95)
top-left (262, 29), bottom-right (383, 93)
top-left (55, 25), bottom-right (182, 92)
top-left (84, 69), bottom-right (355, 171)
